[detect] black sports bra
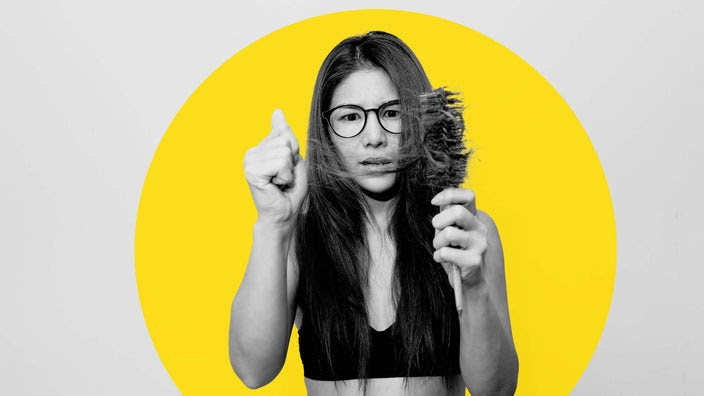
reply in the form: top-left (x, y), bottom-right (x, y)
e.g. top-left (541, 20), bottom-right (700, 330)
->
top-left (297, 312), bottom-right (461, 380)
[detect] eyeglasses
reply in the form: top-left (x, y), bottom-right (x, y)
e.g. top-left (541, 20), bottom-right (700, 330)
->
top-left (322, 100), bottom-right (403, 138)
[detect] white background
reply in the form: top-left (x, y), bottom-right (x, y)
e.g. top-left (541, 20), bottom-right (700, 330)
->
top-left (1, 1), bottom-right (702, 394)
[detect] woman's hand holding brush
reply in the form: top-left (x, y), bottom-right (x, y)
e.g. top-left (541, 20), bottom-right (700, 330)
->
top-left (431, 188), bottom-right (489, 313)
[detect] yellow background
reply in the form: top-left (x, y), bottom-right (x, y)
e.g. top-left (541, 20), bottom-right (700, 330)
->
top-left (135, 10), bottom-right (616, 395)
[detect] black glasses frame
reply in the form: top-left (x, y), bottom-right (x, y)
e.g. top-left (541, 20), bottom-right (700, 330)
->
top-left (322, 100), bottom-right (402, 138)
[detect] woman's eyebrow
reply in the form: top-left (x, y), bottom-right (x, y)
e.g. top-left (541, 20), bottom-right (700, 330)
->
top-left (329, 99), bottom-right (401, 109)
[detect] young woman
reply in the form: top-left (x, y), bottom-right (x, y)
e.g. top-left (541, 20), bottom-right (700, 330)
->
top-left (229, 31), bottom-right (518, 396)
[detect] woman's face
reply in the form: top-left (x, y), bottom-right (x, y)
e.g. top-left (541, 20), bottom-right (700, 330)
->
top-left (328, 67), bottom-right (401, 196)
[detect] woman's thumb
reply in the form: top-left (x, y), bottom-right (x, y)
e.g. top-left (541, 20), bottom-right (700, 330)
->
top-left (271, 109), bottom-right (288, 133)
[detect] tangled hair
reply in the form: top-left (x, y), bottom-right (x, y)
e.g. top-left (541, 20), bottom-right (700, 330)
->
top-left (295, 31), bottom-right (459, 392)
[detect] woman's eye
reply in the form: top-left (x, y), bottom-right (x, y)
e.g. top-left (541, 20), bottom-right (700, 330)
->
top-left (383, 109), bottom-right (400, 119)
top-left (339, 113), bottom-right (361, 122)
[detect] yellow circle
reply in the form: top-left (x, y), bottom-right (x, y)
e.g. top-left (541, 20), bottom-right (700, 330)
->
top-left (135, 10), bottom-right (616, 395)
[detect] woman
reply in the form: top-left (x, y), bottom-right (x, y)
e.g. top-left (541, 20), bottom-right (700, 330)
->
top-left (230, 31), bottom-right (518, 396)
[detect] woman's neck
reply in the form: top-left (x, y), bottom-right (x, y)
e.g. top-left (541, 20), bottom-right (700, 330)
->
top-left (362, 192), bottom-right (397, 234)
top-left (360, 180), bottom-right (400, 233)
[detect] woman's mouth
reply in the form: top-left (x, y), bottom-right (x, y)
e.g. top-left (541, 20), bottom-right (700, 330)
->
top-left (359, 157), bottom-right (395, 173)
top-left (360, 157), bottom-right (393, 166)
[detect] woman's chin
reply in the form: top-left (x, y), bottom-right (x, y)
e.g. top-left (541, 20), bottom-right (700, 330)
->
top-left (356, 175), bottom-right (399, 201)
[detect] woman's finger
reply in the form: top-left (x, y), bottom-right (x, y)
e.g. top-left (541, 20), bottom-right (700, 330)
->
top-left (433, 227), bottom-right (489, 261)
top-left (246, 154), bottom-right (294, 188)
top-left (272, 166), bottom-right (294, 186)
top-left (433, 226), bottom-right (471, 250)
top-left (245, 144), bottom-right (293, 171)
top-left (433, 247), bottom-right (483, 278)
top-left (432, 204), bottom-right (481, 231)
top-left (262, 135), bottom-right (295, 154)
top-left (431, 188), bottom-right (476, 215)
top-left (262, 109), bottom-right (286, 142)
top-left (433, 246), bottom-right (483, 267)
top-left (270, 109), bottom-right (301, 163)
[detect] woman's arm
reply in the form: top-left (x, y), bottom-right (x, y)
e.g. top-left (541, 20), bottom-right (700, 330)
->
top-left (228, 109), bottom-right (307, 388)
top-left (431, 189), bottom-right (518, 395)
top-left (457, 211), bottom-right (518, 395)
top-left (229, 222), bottom-right (299, 388)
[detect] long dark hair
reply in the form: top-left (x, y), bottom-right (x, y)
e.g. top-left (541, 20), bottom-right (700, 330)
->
top-left (295, 31), bottom-right (458, 390)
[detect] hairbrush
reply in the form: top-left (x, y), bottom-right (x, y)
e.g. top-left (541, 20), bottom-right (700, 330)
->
top-left (417, 87), bottom-right (470, 316)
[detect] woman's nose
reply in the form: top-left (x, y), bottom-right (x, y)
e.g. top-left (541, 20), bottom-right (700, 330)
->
top-left (361, 111), bottom-right (387, 148)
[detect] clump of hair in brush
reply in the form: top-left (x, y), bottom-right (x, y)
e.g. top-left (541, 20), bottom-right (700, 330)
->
top-left (415, 88), bottom-right (470, 189)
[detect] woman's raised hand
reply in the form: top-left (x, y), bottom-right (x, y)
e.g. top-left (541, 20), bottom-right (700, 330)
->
top-left (244, 109), bottom-right (307, 227)
top-left (430, 188), bottom-right (489, 288)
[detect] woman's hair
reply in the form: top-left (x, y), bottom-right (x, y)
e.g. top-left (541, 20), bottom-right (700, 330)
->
top-left (295, 31), bottom-right (458, 390)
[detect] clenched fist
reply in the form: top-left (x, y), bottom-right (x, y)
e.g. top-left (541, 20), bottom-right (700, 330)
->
top-left (244, 109), bottom-right (307, 228)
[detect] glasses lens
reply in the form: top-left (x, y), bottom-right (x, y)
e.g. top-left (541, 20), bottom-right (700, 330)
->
top-left (378, 102), bottom-right (402, 133)
top-left (329, 106), bottom-right (365, 137)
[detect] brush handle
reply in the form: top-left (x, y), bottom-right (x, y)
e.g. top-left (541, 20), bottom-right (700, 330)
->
top-left (452, 264), bottom-right (463, 316)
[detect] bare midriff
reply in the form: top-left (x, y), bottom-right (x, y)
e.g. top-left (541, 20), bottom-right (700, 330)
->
top-left (304, 375), bottom-right (465, 396)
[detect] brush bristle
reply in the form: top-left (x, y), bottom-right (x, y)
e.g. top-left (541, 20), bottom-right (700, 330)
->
top-left (418, 88), bottom-right (469, 189)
